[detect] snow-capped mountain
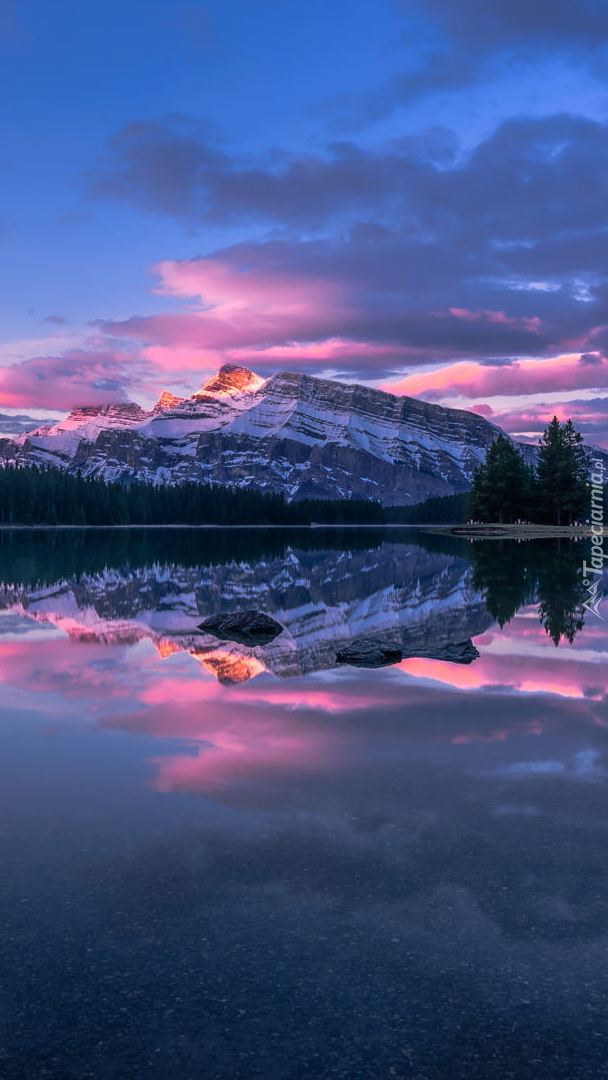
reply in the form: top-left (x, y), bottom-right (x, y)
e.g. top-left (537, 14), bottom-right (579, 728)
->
top-left (0, 541), bottom-right (490, 682)
top-left (0, 363), bottom-right (574, 504)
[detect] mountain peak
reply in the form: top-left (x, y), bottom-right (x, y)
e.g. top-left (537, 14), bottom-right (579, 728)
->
top-left (10, 363), bottom-right (600, 506)
top-left (154, 390), bottom-right (185, 412)
top-left (195, 364), bottom-right (266, 398)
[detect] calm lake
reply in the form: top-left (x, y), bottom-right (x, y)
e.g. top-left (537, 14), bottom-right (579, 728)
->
top-left (0, 527), bottom-right (607, 1080)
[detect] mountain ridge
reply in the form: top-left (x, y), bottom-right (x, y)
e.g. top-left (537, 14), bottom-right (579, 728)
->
top-left (1, 364), bottom-right (605, 505)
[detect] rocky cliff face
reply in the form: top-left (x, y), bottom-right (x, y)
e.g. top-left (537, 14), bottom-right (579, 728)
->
top-left (0, 362), bottom-right (557, 504)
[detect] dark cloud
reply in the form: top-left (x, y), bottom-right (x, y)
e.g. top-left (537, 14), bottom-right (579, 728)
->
top-left (0, 412), bottom-right (54, 436)
top-left (303, 0), bottom-right (608, 140)
top-left (41, 314), bottom-right (67, 325)
top-left (88, 112), bottom-right (608, 253)
top-left (414, 0), bottom-right (608, 50)
top-left (585, 326), bottom-right (608, 358)
top-left (87, 116), bottom-right (228, 221)
top-left (88, 110), bottom-right (608, 379)
top-left (332, 0), bottom-right (608, 127)
top-left (579, 352), bottom-right (604, 365)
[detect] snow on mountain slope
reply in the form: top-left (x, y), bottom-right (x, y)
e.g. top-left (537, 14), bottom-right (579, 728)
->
top-left (140, 376), bottom-right (267, 440)
top-left (14, 403), bottom-right (152, 464)
top-left (0, 362), bottom-right (535, 504)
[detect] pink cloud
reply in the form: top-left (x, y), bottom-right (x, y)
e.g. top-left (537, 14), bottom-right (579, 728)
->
top-left (447, 308), bottom-right (541, 333)
top-left (382, 352), bottom-right (608, 401)
top-left (101, 257), bottom-right (351, 358)
top-left (138, 667), bottom-right (397, 715)
top-left (3, 611), bottom-right (607, 809)
top-left (0, 638), bottom-right (141, 699)
top-left (1, 249), bottom-right (606, 436)
top-left (482, 401), bottom-right (608, 440)
top-left (152, 256), bottom-right (344, 312)
top-left (100, 255), bottom-right (552, 378)
top-left (0, 350), bottom-right (132, 410)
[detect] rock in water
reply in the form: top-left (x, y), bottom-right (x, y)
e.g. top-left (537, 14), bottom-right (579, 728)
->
top-left (403, 639), bottom-right (480, 664)
top-left (336, 637), bottom-right (480, 668)
top-left (198, 610), bottom-right (284, 646)
top-left (335, 640), bottom-right (404, 668)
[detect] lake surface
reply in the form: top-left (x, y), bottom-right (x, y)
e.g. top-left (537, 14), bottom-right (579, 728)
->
top-left (1, 527), bottom-right (607, 1080)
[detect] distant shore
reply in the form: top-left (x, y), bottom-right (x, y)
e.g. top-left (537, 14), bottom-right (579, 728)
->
top-left (0, 522), bottom-right (605, 536)
top-left (433, 523), bottom-right (608, 538)
top-left (0, 523), bottom-right (399, 530)
top-left (3, 523), bottom-right (402, 530)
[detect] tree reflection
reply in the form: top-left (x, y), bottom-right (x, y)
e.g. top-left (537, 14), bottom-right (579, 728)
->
top-left (536, 543), bottom-right (586, 645)
top-left (468, 539), bottom-right (587, 645)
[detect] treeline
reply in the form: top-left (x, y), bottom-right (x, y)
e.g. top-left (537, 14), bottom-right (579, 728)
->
top-left (385, 492), bottom-right (469, 524)
top-left (469, 418), bottom-right (592, 525)
top-left (0, 465), bottom-right (385, 526)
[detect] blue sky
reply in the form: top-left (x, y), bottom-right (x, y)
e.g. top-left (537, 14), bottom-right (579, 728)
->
top-left (2, 0), bottom-right (608, 443)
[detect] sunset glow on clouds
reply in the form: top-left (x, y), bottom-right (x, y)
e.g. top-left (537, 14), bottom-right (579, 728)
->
top-left (1, 247), bottom-right (608, 442)
top-left (0, 349), bottom-right (136, 410)
top-left (382, 354), bottom-right (608, 402)
top-left (2, 1), bottom-right (608, 442)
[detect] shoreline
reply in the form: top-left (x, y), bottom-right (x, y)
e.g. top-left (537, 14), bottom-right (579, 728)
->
top-left (432, 524), bottom-right (608, 539)
top-left (0, 522), bottom-right (605, 536)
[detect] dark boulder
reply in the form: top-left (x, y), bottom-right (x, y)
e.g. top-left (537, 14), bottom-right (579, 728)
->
top-left (198, 610), bottom-right (284, 646)
top-left (403, 639), bottom-right (480, 665)
top-left (336, 640), bottom-right (403, 668)
top-left (336, 637), bottom-right (480, 668)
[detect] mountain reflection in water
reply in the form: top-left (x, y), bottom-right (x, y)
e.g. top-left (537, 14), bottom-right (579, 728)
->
top-left (0, 528), bottom-right (607, 1080)
top-left (0, 534), bottom-right (489, 683)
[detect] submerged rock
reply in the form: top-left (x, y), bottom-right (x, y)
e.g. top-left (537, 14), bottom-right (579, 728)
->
top-left (335, 640), bottom-right (404, 668)
top-left (403, 639), bottom-right (480, 665)
top-left (336, 637), bottom-right (480, 668)
top-left (198, 610), bottom-right (284, 646)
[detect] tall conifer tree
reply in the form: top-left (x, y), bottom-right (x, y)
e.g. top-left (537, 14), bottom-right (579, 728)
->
top-left (536, 417), bottom-right (589, 525)
top-left (468, 435), bottom-right (532, 523)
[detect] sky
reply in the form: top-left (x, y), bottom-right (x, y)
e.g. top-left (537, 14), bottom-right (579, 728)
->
top-left (2, 0), bottom-right (608, 445)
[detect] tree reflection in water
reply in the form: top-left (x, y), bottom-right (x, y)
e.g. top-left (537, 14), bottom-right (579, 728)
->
top-left (468, 538), bottom-right (587, 645)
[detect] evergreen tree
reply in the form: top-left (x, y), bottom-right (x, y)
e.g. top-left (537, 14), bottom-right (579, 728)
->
top-left (468, 435), bottom-right (532, 523)
top-left (0, 465), bottom-right (386, 527)
top-left (535, 417), bottom-right (589, 525)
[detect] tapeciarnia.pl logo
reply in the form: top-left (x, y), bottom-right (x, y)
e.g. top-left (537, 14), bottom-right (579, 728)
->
top-left (582, 459), bottom-right (606, 620)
